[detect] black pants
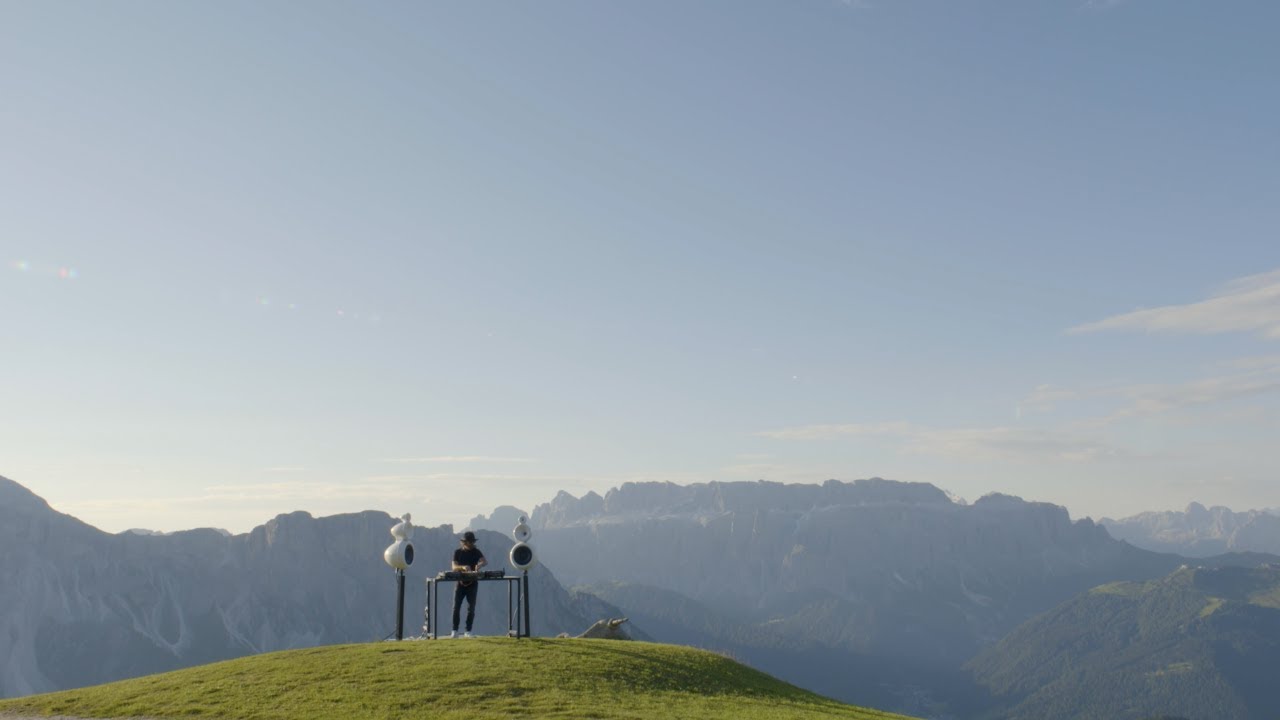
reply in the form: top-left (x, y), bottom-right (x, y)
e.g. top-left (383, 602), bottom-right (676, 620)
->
top-left (452, 582), bottom-right (478, 632)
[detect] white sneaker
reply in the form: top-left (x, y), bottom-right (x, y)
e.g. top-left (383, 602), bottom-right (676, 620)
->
top-left (447, 631), bottom-right (457, 639)
top-left (463, 632), bottom-right (473, 639)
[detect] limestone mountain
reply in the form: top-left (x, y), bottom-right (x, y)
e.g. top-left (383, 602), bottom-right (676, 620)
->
top-left (465, 505), bottom-right (529, 536)
top-left (527, 479), bottom-right (1261, 715)
top-left (0, 475), bottom-right (603, 699)
top-left (1101, 503), bottom-right (1280, 557)
top-left (532, 479), bottom-right (1182, 665)
top-left (967, 563), bottom-right (1280, 720)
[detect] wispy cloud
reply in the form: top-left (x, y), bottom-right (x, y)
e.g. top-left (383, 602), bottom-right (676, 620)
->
top-left (377, 456), bottom-right (537, 464)
top-left (1068, 268), bottom-right (1280, 339)
top-left (1018, 363), bottom-right (1280, 426)
top-left (1105, 369), bottom-right (1280, 421)
top-left (1019, 384), bottom-right (1080, 415)
top-left (1221, 354), bottom-right (1280, 371)
top-left (758, 422), bottom-right (1122, 463)
top-left (357, 472), bottom-right (576, 486)
top-left (62, 479), bottom-right (427, 516)
top-left (757, 422), bottom-right (913, 441)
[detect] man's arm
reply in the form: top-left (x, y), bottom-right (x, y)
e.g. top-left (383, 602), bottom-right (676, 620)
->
top-left (475, 553), bottom-right (487, 570)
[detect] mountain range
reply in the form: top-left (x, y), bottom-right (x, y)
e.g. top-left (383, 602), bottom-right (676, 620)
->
top-left (6, 472), bottom-right (1279, 720)
top-left (528, 479), bottom-right (1277, 718)
top-left (530, 480), bottom-right (1177, 661)
top-left (0, 475), bottom-right (607, 699)
top-left (1102, 503), bottom-right (1280, 557)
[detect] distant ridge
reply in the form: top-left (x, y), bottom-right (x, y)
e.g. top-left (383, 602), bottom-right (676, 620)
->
top-left (0, 474), bottom-right (64, 517)
top-left (525, 477), bottom-right (1272, 716)
top-left (1102, 502), bottom-right (1280, 557)
top-left (0, 475), bottom-right (605, 699)
top-left (532, 477), bottom-right (952, 527)
top-left (969, 563), bottom-right (1280, 720)
top-left (466, 504), bottom-right (528, 535)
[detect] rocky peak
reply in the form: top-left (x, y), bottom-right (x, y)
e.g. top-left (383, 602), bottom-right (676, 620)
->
top-left (0, 475), bottom-right (53, 516)
top-left (466, 505), bottom-right (529, 536)
top-left (534, 478), bottom-right (957, 529)
top-left (0, 476), bottom-right (106, 545)
top-left (1101, 502), bottom-right (1280, 557)
top-left (531, 489), bottom-right (605, 529)
top-left (1, 483), bottom-right (601, 699)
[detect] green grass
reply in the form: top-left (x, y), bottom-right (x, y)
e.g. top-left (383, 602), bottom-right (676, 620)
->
top-left (1247, 585), bottom-right (1280, 609)
top-left (0, 639), bottom-right (914, 720)
top-left (1146, 661), bottom-right (1194, 677)
top-left (1199, 597), bottom-right (1225, 617)
top-left (1089, 581), bottom-right (1151, 597)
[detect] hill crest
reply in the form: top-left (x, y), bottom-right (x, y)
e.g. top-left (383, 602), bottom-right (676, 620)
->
top-left (0, 639), bottom-right (913, 720)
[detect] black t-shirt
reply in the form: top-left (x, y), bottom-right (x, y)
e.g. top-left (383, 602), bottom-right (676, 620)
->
top-left (454, 546), bottom-right (485, 570)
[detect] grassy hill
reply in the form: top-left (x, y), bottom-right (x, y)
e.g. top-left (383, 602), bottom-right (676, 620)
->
top-left (0, 639), bottom-right (914, 720)
top-left (967, 563), bottom-right (1280, 720)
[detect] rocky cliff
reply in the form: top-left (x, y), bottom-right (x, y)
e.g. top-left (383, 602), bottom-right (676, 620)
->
top-left (0, 476), bottom-right (600, 699)
top-left (531, 479), bottom-right (1179, 664)
top-left (465, 505), bottom-right (528, 536)
top-left (1102, 502), bottom-right (1280, 557)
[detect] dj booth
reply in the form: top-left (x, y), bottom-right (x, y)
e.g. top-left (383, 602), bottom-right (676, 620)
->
top-left (423, 570), bottom-right (531, 639)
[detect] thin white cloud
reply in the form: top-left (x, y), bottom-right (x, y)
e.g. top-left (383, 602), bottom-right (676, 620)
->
top-left (1068, 268), bottom-right (1280, 339)
top-left (757, 421), bottom-right (913, 440)
top-left (1019, 384), bottom-right (1080, 415)
top-left (1221, 354), bottom-right (1280, 371)
top-left (720, 462), bottom-right (784, 477)
top-left (358, 473), bottom-right (578, 486)
top-left (718, 460), bottom-right (862, 484)
top-left (1021, 364), bottom-right (1280, 426)
top-left (61, 479), bottom-right (425, 516)
top-left (1106, 369), bottom-right (1280, 421)
top-left (377, 456), bottom-right (537, 464)
top-left (758, 422), bottom-right (1121, 464)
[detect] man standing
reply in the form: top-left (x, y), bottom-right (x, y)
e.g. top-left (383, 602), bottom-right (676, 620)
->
top-left (450, 531), bottom-right (487, 638)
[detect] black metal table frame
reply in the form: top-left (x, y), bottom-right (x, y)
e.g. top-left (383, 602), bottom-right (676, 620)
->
top-left (424, 573), bottom-right (530, 639)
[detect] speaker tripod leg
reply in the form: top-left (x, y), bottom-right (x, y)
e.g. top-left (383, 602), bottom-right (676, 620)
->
top-left (395, 570), bottom-right (405, 641)
top-left (522, 571), bottom-right (531, 638)
top-left (427, 576), bottom-right (437, 638)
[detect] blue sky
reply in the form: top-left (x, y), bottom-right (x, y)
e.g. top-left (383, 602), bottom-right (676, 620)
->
top-left (3, 1), bottom-right (1278, 533)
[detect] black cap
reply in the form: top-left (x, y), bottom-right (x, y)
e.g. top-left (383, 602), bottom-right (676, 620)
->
top-left (461, 531), bottom-right (477, 543)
